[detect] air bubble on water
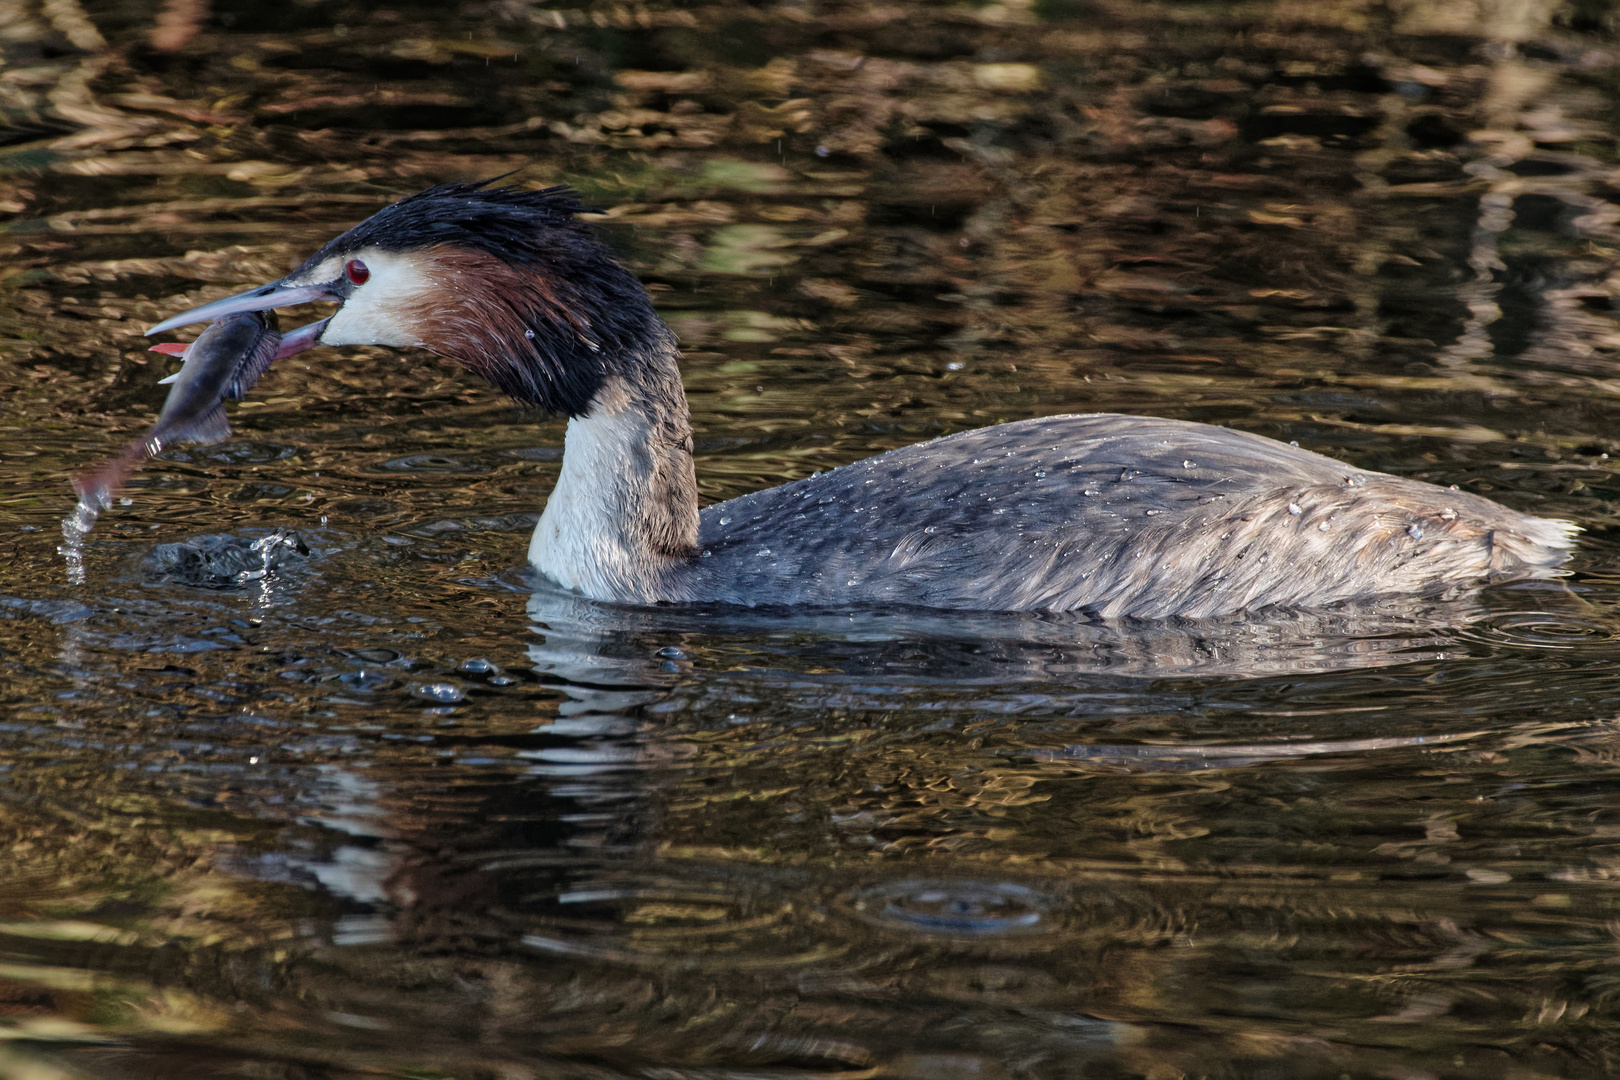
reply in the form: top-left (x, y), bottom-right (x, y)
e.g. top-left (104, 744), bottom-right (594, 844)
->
top-left (339, 669), bottom-right (390, 692)
top-left (1407, 523), bottom-right (1424, 540)
top-left (946, 361), bottom-right (964, 371)
top-left (1035, 471), bottom-right (1046, 478)
top-left (846, 878), bottom-right (1060, 936)
top-left (718, 516), bottom-right (731, 525)
top-left (1287, 503), bottom-right (1302, 516)
top-left (412, 682), bottom-right (465, 704)
top-left (1318, 521), bottom-right (1331, 532)
top-left (1183, 461), bottom-right (1195, 469)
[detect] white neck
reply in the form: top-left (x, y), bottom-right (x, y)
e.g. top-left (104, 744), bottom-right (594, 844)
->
top-left (529, 409), bottom-right (658, 600)
top-left (528, 373), bottom-right (699, 603)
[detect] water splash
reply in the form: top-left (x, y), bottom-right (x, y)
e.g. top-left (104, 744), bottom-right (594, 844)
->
top-left (58, 496), bottom-right (99, 586)
top-left (60, 435), bottom-right (148, 585)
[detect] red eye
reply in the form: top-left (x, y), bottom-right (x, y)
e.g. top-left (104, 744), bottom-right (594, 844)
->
top-left (345, 259), bottom-right (370, 285)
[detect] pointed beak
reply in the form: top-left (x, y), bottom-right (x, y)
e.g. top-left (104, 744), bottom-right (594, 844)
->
top-left (145, 280), bottom-right (342, 336)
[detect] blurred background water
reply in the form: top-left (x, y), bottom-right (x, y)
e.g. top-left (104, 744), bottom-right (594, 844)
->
top-left (6, 0), bottom-right (1620, 1075)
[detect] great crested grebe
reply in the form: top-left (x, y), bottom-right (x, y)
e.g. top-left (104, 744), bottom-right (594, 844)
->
top-left (145, 180), bottom-right (1578, 618)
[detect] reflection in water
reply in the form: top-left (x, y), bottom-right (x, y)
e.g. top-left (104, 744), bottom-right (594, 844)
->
top-left (4, 557), bottom-right (1620, 1076)
top-left (6, 0), bottom-right (1620, 1075)
top-left (528, 577), bottom-right (1494, 684)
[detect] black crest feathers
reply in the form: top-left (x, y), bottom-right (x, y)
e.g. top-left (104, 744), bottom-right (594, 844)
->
top-left (290, 178), bottom-right (671, 417)
top-left (302, 179), bottom-right (599, 268)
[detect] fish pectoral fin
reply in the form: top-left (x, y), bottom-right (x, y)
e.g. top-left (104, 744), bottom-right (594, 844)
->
top-left (224, 329), bottom-right (282, 400)
top-left (166, 403), bottom-right (232, 446)
top-left (156, 372), bottom-right (180, 385)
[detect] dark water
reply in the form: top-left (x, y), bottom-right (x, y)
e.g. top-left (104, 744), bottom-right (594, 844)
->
top-left (6, 0), bottom-right (1620, 1075)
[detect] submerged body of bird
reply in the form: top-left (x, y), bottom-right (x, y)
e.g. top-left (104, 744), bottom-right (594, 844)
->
top-left (135, 180), bottom-right (1580, 617)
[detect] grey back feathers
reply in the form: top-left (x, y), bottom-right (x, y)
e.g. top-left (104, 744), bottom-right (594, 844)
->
top-left (677, 415), bottom-right (1576, 618)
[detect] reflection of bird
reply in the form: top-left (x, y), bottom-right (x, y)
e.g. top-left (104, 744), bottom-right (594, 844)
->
top-left (147, 181), bottom-right (1577, 618)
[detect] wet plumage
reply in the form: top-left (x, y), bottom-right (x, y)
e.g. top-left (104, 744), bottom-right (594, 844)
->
top-left (144, 180), bottom-right (1579, 616)
top-left (680, 416), bottom-right (1575, 617)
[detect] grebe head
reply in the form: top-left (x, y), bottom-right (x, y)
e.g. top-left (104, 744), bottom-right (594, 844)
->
top-left (145, 179), bottom-right (670, 416)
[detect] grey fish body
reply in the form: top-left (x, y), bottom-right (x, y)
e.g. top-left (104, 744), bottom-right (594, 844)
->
top-left (677, 414), bottom-right (1577, 618)
top-left (150, 311), bottom-right (282, 450)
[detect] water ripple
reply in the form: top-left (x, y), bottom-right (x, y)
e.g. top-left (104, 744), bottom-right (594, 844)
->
top-left (1459, 611), bottom-right (1620, 649)
top-left (845, 879), bottom-right (1063, 937)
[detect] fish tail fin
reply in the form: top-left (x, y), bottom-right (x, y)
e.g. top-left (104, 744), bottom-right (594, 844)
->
top-left (167, 403), bottom-right (232, 446)
top-left (73, 441), bottom-right (146, 510)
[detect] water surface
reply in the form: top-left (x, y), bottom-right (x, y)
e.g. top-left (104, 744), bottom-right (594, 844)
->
top-left (5, 0), bottom-right (1620, 1075)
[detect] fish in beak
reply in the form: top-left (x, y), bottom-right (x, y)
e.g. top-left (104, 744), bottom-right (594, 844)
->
top-left (75, 310), bottom-right (331, 526)
top-left (151, 316), bottom-right (331, 378)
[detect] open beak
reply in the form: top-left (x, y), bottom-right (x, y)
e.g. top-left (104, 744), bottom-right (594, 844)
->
top-left (145, 279), bottom-right (342, 336)
top-left (273, 317), bottom-right (330, 358)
